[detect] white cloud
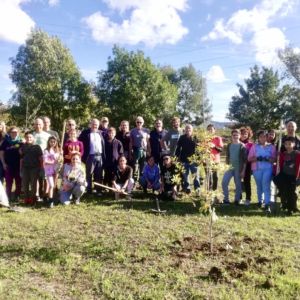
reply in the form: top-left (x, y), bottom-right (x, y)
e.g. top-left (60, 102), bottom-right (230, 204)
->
top-left (82, 0), bottom-right (189, 46)
top-left (202, 0), bottom-right (298, 66)
top-left (48, 0), bottom-right (59, 7)
top-left (0, 0), bottom-right (35, 44)
top-left (206, 65), bottom-right (228, 83)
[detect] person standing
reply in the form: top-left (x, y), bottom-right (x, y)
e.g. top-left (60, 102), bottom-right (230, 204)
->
top-left (206, 124), bottom-right (223, 191)
top-left (175, 124), bottom-right (200, 194)
top-left (149, 119), bottom-right (167, 167)
top-left (0, 122), bottom-right (8, 182)
top-left (222, 129), bottom-right (247, 205)
top-left (43, 116), bottom-right (59, 140)
top-left (99, 117), bottom-right (110, 140)
top-left (0, 126), bottom-right (23, 202)
top-left (32, 118), bottom-right (51, 151)
top-left (129, 116), bottom-right (150, 181)
top-left (63, 129), bottom-right (84, 164)
top-left (248, 130), bottom-right (276, 212)
top-left (280, 121), bottom-right (300, 152)
top-left (116, 120), bottom-right (131, 161)
top-left (79, 118), bottom-right (105, 195)
top-left (161, 117), bottom-right (182, 156)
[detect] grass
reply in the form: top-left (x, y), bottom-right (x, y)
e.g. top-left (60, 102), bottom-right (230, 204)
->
top-left (0, 189), bottom-right (300, 299)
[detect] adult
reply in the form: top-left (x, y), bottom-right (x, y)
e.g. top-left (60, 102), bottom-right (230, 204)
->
top-left (112, 156), bottom-right (134, 200)
top-left (32, 118), bottom-right (51, 151)
top-left (103, 127), bottom-right (124, 186)
top-left (0, 126), bottom-right (23, 201)
top-left (280, 121), bottom-right (300, 152)
top-left (239, 126), bottom-right (254, 205)
top-left (63, 129), bottom-right (84, 164)
top-left (63, 118), bottom-right (78, 143)
top-left (248, 130), bottom-right (276, 212)
top-left (129, 116), bottom-right (150, 181)
top-left (267, 129), bottom-right (276, 145)
top-left (206, 124), bottom-right (223, 191)
top-left (0, 121), bottom-right (8, 182)
top-left (43, 116), bottom-right (59, 140)
top-left (78, 118), bottom-right (105, 195)
top-left (99, 117), bottom-right (110, 140)
top-left (116, 120), bottom-right (131, 161)
top-left (175, 124), bottom-right (200, 193)
top-left (149, 119), bottom-right (167, 167)
top-left (161, 117), bottom-right (182, 156)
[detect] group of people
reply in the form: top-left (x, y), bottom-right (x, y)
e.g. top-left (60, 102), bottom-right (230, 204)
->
top-left (0, 115), bottom-right (299, 214)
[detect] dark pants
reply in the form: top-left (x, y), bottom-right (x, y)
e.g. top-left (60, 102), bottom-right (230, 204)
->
top-left (133, 148), bottom-right (146, 181)
top-left (103, 166), bottom-right (115, 187)
top-left (205, 168), bottom-right (218, 191)
top-left (5, 167), bottom-right (21, 199)
top-left (273, 172), bottom-right (298, 212)
top-left (242, 163), bottom-right (252, 200)
top-left (22, 167), bottom-right (39, 199)
top-left (86, 154), bottom-right (103, 192)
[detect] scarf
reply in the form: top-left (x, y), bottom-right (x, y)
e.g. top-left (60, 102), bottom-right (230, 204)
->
top-left (6, 135), bottom-right (22, 146)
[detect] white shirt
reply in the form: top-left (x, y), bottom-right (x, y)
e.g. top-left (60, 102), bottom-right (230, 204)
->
top-left (89, 132), bottom-right (102, 155)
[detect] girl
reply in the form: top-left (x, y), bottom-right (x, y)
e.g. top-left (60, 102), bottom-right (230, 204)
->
top-left (248, 130), bottom-right (276, 212)
top-left (43, 136), bottom-right (61, 207)
top-left (63, 129), bottom-right (84, 164)
top-left (60, 152), bottom-right (86, 205)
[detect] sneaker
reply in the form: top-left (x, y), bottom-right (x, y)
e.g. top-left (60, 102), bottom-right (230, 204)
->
top-left (257, 202), bottom-right (262, 208)
top-left (264, 205), bottom-right (271, 213)
top-left (195, 188), bottom-right (201, 196)
top-left (75, 199), bottom-right (80, 205)
top-left (245, 199), bottom-right (251, 206)
top-left (49, 202), bottom-right (54, 208)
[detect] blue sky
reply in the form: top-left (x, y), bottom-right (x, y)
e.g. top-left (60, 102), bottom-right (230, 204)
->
top-left (0, 0), bottom-right (300, 121)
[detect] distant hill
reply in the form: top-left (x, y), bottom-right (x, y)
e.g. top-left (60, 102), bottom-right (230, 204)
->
top-left (210, 120), bottom-right (235, 129)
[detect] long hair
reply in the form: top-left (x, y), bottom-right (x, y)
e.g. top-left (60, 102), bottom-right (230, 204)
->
top-left (46, 136), bottom-right (60, 152)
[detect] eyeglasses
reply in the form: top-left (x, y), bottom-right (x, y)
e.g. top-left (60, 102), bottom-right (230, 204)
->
top-left (136, 121), bottom-right (142, 124)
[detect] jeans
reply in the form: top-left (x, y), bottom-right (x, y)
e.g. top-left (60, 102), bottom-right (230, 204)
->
top-left (22, 167), bottom-right (39, 199)
top-left (133, 148), bottom-right (146, 181)
top-left (86, 154), bottom-right (103, 192)
top-left (182, 162), bottom-right (200, 191)
top-left (139, 176), bottom-right (160, 191)
top-left (222, 168), bottom-right (242, 202)
top-left (5, 167), bottom-right (21, 199)
top-left (253, 168), bottom-right (273, 205)
top-left (60, 184), bottom-right (86, 205)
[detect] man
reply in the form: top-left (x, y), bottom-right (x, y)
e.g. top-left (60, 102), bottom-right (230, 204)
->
top-left (63, 118), bottom-right (78, 143)
top-left (99, 117), bottom-right (110, 140)
top-left (149, 119), bottom-right (167, 167)
top-left (129, 116), bottom-right (150, 181)
top-left (161, 117), bottom-right (182, 156)
top-left (175, 124), bottom-right (200, 193)
top-left (43, 116), bottom-right (59, 140)
top-left (116, 120), bottom-right (131, 161)
top-left (280, 121), bottom-right (300, 152)
top-left (32, 118), bottom-right (51, 151)
top-left (79, 118), bottom-right (106, 195)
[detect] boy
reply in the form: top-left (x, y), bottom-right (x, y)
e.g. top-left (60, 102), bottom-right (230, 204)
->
top-left (222, 129), bottom-right (247, 204)
top-left (19, 132), bottom-right (43, 204)
top-left (273, 136), bottom-right (300, 215)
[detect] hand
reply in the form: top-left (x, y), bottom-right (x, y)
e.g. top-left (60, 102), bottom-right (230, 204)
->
top-left (240, 171), bottom-right (245, 178)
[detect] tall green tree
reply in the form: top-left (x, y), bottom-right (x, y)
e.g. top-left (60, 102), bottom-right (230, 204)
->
top-left (10, 29), bottom-right (98, 130)
top-left (96, 46), bottom-right (177, 127)
top-left (160, 64), bottom-right (212, 125)
top-left (227, 65), bottom-right (290, 131)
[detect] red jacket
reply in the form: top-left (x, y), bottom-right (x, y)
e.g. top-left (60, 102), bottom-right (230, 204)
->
top-left (279, 151), bottom-right (300, 178)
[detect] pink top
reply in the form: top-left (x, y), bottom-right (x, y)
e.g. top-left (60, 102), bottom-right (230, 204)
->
top-left (43, 149), bottom-right (60, 176)
top-left (248, 143), bottom-right (276, 171)
top-left (210, 136), bottom-right (223, 163)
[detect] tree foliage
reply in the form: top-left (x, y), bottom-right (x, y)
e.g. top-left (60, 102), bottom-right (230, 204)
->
top-left (161, 64), bottom-right (212, 125)
top-left (96, 46), bottom-right (177, 127)
top-left (227, 65), bottom-right (291, 131)
top-left (279, 47), bottom-right (300, 85)
top-left (10, 30), bottom-right (97, 130)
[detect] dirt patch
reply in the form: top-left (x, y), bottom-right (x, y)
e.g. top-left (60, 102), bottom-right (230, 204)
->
top-left (208, 266), bottom-right (223, 282)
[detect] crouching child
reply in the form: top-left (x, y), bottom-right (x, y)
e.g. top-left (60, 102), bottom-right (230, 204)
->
top-left (160, 154), bottom-right (177, 201)
top-left (60, 152), bottom-right (87, 205)
top-left (139, 156), bottom-right (160, 194)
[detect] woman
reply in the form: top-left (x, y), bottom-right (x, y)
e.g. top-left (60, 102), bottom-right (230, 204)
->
top-left (60, 152), bottom-right (87, 205)
top-left (248, 130), bottom-right (276, 212)
top-left (240, 126), bottom-right (254, 205)
top-left (0, 126), bottom-right (22, 201)
top-left (112, 156), bottom-right (134, 200)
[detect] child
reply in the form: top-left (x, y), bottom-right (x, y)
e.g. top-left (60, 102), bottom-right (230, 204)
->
top-left (139, 156), bottom-right (160, 194)
top-left (222, 129), bottom-right (247, 204)
top-left (43, 136), bottom-right (61, 207)
top-left (112, 156), bottom-right (134, 200)
top-left (60, 152), bottom-right (87, 205)
top-left (104, 127), bottom-right (123, 186)
top-left (63, 129), bottom-right (84, 164)
top-left (19, 132), bottom-right (43, 205)
top-left (248, 130), bottom-right (276, 211)
top-left (273, 136), bottom-right (300, 215)
top-left (160, 154), bottom-right (177, 201)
